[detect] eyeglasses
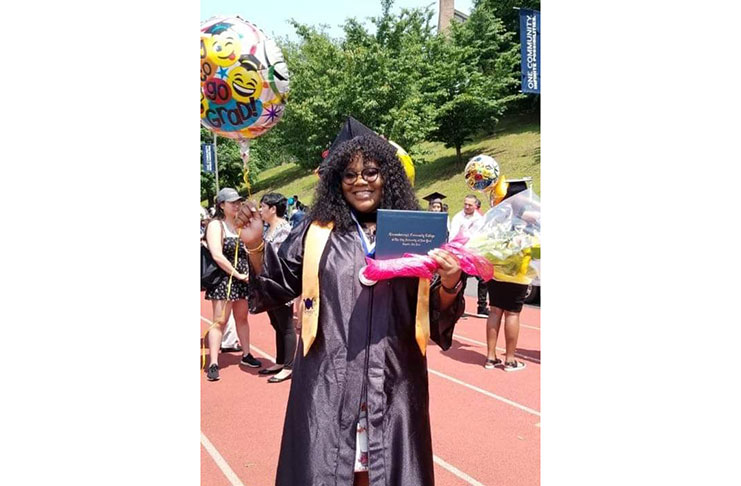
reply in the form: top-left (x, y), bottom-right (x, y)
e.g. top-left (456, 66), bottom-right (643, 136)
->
top-left (341, 167), bottom-right (380, 185)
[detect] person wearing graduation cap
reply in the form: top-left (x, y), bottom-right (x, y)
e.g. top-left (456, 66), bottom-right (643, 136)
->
top-left (423, 191), bottom-right (446, 212)
top-left (236, 129), bottom-right (465, 486)
top-left (423, 191), bottom-right (451, 237)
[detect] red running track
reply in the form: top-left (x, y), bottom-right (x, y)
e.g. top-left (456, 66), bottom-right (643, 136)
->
top-left (200, 293), bottom-right (540, 486)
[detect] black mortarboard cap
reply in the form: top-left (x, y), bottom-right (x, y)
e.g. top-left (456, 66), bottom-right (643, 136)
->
top-left (504, 179), bottom-right (529, 200)
top-left (327, 116), bottom-right (390, 155)
top-left (422, 192), bottom-right (447, 203)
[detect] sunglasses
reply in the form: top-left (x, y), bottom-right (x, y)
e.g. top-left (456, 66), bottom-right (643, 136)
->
top-left (341, 167), bottom-right (380, 185)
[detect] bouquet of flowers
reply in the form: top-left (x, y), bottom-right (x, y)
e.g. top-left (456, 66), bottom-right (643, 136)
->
top-left (362, 189), bottom-right (540, 285)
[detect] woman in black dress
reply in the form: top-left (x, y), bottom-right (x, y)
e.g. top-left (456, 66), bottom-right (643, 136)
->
top-left (203, 188), bottom-right (262, 381)
top-left (236, 135), bottom-right (466, 486)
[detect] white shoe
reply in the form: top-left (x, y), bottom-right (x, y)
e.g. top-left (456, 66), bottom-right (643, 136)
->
top-left (503, 360), bottom-right (526, 372)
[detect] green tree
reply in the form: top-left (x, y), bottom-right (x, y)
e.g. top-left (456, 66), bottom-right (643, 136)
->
top-left (369, 1), bottom-right (438, 151)
top-left (338, 1), bottom-right (437, 150)
top-left (275, 1), bottom-right (438, 169)
top-left (274, 24), bottom-right (346, 169)
top-left (423, 6), bottom-right (522, 163)
top-left (475, 0), bottom-right (540, 36)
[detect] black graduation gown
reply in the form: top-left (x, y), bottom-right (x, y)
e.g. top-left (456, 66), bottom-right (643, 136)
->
top-left (248, 218), bottom-right (465, 486)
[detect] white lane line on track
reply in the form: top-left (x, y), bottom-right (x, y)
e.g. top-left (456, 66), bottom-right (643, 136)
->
top-left (433, 455), bottom-right (487, 486)
top-left (201, 316), bottom-right (541, 418)
top-left (452, 334), bottom-right (541, 364)
top-left (427, 368), bottom-right (541, 417)
top-left (251, 344), bottom-right (275, 361)
top-left (201, 431), bottom-right (245, 486)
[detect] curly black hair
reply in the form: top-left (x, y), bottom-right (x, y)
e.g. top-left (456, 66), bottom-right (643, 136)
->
top-left (309, 135), bottom-right (419, 233)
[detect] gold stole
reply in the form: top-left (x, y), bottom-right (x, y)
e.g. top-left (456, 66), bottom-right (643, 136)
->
top-left (300, 222), bottom-right (430, 357)
top-left (300, 222), bottom-right (333, 356)
top-left (415, 279), bottom-right (431, 356)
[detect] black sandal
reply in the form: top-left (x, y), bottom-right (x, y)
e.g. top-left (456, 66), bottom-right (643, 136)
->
top-left (484, 358), bottom-right (503, 369)
top-left (259, 367), bottom-right (283, 375)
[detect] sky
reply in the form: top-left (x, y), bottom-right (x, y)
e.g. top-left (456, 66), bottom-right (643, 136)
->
top-left (200, 0), bottom-right (475, 42)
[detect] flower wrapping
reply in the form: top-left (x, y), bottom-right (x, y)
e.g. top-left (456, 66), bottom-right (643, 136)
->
top-left (363, 189), bottom-right (540, 285)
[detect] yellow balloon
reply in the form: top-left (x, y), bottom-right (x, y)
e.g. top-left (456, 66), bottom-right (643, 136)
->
top-left (389, 140), bottom-right (414, 186)
top-left (490, 176), bottom-right (509, 205)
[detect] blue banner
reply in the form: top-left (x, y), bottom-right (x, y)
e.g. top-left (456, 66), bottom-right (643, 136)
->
top-left (201, 143), bottom-right (215, 173)
top-left (519, 8), bottom-right (540, 94)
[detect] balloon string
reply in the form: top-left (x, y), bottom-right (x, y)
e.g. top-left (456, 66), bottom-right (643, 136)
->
top-left (244, 164), bottom-right (251, 199)
top-left (201, 228), bottom-right (243, 370)
top-left (241, 141), bottom-right (252, 199)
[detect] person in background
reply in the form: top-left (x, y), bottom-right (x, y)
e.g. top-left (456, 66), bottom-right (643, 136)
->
top-left (202, 209), bottom-right (240, 353)
top-left (450, 195), bottom-right (489, 317)
top-left (257, 192), bottom-right (296, 383)
top-left (483, 182), bottom-right (537, 371)
top-left (449, 196), bottom-right (482, 239)
top-left (203, 188), bottom-right (262, 381)
top-left (286, 197), bottom-right (296, 218)
top-left (483, 278), bottom-right (529, 371)
top-left (423, 191), bottom-right (450, 237)
top-left (475, 197), bottom-right (483, 216)
top-left (289, 195), bottom-right (306, 228)
top-left (202, 211), bottom-right (243, 353)
top-left (423, 192), bottom-right (446, 212)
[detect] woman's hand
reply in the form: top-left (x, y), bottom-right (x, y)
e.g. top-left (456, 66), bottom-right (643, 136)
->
top-left (235, 200), bottom-right (265, 249)
top-left (235, 273), bottom-right (249, 282)
top-left (429, 249), bottom-right (462, 289)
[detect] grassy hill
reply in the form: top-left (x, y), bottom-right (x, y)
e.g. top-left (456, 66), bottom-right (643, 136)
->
top-left (245, 116), bottom-right (539, 218)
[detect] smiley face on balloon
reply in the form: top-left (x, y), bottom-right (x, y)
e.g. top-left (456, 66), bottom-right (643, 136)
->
top-left (206, 31), bottom-right (242, 67)
top-left (227, 63), bottom-right (263, 102)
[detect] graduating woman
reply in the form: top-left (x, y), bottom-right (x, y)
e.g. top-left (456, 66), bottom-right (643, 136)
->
top-left (236, 135), bottom-right (466, 486)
